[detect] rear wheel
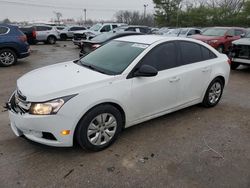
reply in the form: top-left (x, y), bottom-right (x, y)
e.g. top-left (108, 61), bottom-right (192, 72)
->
top-left (76, 105), bottom-right (123, 151)
top-left (231, 62), bottom-right (240, 70)
top-left (202, 78), bottom-right (224, 108)
top-left (47, 36), bottom-right (56, 44)
top-left (0, 49), bottom-right (17, 67)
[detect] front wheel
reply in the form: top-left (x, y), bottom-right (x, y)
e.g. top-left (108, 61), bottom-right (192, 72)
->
top-left (76, 105), bottom-right (123, 151)
top-left (0, 49), bottom-right (17, 67)
top-left (202, 78), bottom-right (224, 108)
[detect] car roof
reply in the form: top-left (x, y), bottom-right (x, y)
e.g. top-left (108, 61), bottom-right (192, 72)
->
top-left (115, 35), bottom-right (174, 44)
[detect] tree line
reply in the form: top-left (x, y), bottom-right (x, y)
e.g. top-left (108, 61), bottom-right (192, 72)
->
top-left (114, 0), bottom-right (250, 27)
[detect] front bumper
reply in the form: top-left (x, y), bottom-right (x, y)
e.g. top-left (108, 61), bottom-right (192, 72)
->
top-left (72, 39), bottom-right (82, 46)
top-left (7, 93), bottom-right (75, 147)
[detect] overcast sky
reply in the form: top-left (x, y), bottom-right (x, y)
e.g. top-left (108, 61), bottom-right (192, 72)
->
top-left (0, 0), bottom-right (155, 22)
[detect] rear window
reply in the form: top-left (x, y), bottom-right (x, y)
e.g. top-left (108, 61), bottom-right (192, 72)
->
top-left (0, 26), bottom-right (9, 34)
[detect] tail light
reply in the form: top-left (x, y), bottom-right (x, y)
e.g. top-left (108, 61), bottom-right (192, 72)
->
top-left (19, 35), bottom-right (27, 42)
top-left (32, 30), bottom-right (36, 38)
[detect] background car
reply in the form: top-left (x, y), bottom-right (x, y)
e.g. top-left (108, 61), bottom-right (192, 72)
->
top-left (32, 25), bottom-right (60, 44)
top-left (112, 25), bottom-right (152, 34)
top-left (178, 28), bottom-right (201, 37)
top-left (230, 30), bottom-right (250, 69)
top-left (72, 23), bottom-right (125, 42)
top-left (19, 26), bottom-right (37, 45)
top-left (0, 24), bottom-right (30, 66)
top-left (59, 26), bottom-right (86, 40)
top-left (192, 27), bottom-right (246, 53)
top-left (79, 31), bottom-right (143, 57)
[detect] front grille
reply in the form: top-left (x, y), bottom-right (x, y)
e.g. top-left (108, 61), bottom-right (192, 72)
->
top-left (9, 90), bottom-right (30, 114)
top-left (73, 33), bottom-right (86, 40)
top-left (232, 45), bottom-right (250, 59)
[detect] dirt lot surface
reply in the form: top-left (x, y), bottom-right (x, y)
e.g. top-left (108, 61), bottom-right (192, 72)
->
top-left (0, 41), bottom-right (250, 188)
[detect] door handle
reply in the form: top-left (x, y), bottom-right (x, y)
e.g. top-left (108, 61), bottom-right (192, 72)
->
top-left (202, 67), bottom-right (211, 73)
top-left (169, 77), bottom-right (180, 83)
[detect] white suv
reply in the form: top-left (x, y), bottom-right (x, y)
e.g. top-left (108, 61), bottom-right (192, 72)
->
top-left (33, 25), bottom-right (60, 44)
top-left (7, 36), bottom-right (230, 151)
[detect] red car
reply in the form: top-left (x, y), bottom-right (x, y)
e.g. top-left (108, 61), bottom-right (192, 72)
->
top-left (192, 27), bottom-right (245, 53)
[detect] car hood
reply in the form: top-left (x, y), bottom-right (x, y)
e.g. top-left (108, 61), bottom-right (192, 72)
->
top-left (232, 38), bottom-right (250, 45)
top-left (74, 30), bottom-right (100, 35)
top-left (192, 35), bottom-right (222, 41)
top-left (17, 61), bottom-right (112, 102)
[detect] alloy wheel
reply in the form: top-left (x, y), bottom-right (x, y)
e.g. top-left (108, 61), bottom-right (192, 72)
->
top-left (87, 113), bottom-right (117, 146)
top-left (208, 82), bottom-right (222, 104)
top-left (0, 51), bottom-right (15, 66)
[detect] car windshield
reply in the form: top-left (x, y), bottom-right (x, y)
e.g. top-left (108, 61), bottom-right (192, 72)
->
top-left (91, 32), bottom-right (116, 42)
top-left (79, 41), bottom-right (148, 75)
top-left (202, 28), bottom-right (228, 36)
top-left (90, 24), bottom-right (102, 31)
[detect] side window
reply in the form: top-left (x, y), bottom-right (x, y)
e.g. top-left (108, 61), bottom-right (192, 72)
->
top-left (36, 26), bottom-right (51, 31)
top-left (235, 29), bottom-right (243, 36)
top-left (0, 26), bottom-right (9, 34)
top-left (188, 30), bottom-right (196, 36)
top-left (139, 28), bottom-right (147, 33)
top-left (226, 29), bottom-right (235, 36)
top-left (112, 25), bottom-right (118, 29)
top-left (69, 27), bottom-right (76, 31)
top-left (195, 30), bottom-right (201, 34)
top-left (201, 46), bottom-right (217, 60)
top-left (140, 42), bottom-right (177, 71)
top-left (76, 27), bottom-right (86, 30)
top-left (179, 41), bottom-right (203, 65)
top-left (125, 27), bottom-right (136, 32)
top-left (100, 25), bottom-right (111, 32)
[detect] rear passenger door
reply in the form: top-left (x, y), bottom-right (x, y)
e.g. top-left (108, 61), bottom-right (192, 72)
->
top-left (176, 41), bottom-right (216, 105)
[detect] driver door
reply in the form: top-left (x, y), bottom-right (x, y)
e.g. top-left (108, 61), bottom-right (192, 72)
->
top-left (129, 42), bottom-right (181, 121)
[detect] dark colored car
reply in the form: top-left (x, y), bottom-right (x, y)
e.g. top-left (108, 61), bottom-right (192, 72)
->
top-left (79, 31), bottom-right (143, 57)
top-left (113, 25), bottom-right (152, 34)
top-left (0, 24), bottom-right (30, 67)
top-left (19, 26), bottom-right (37, 45)
top-left (192, 27), bottom-right (246, 53)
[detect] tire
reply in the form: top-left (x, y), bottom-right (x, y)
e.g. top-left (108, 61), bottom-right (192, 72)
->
top-left (60, 34), bottom-right (67, 41)
top-left (202, 78), bottom-right (224, 108)
top-left (47, 36), bottom-right (56, 44)
top-left (217, 45), bottom-right (224, 53)
top-left (0, 49), bottom-right (17, 67)
top-left (76, 104), bottom-right (123, 151)
top-left (231, 62), bottom-right (240, 70)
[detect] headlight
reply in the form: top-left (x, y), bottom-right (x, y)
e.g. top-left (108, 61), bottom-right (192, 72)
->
top-left (29, 94), bottom-right (77, 115)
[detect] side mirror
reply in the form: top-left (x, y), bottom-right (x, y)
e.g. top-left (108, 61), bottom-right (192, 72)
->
top-left (134, 65), bottom-right (158, 77)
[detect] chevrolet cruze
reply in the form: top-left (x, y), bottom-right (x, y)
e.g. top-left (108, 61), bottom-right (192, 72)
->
top-left (7, 35), bottom-right (230, 151)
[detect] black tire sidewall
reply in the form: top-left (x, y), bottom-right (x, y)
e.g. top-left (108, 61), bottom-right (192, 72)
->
top-left (76, 105), bottom-right (123, 151)
top-left (47, 36), bottom-right (56, 44)
top-left (202, 78), bottom-right (224, 107)
top-left (0, 49), bottom-right (17, 67)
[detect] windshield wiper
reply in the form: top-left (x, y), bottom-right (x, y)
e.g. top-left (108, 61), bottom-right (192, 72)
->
top-left (81, 63), bottom-right (106, 74)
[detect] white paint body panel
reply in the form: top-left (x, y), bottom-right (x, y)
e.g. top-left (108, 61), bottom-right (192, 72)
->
top-left (8, 36), bottom-right (230, 147)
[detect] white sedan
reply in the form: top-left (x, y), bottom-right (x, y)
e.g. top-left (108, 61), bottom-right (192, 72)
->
top-left (7, 35), bottom-right (230, 151)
